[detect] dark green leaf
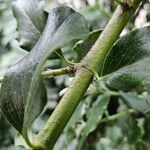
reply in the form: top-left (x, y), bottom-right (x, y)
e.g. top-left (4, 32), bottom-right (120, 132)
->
top-left (0, 6), bottom-right (89, 137)
top-left (127, 116), bottom-right (141, 143)
top-left (82, 93), bottom-right (110, 136)
top-left (102, 26), bottom-right (150, 76)
top-left (120, 91), bottom-right (150, 114)
top-left (143, 116), bottom-right (150, 143)
top-left (12, 0), bottom-right (48, 51)
top-left (73, 29), bottom-right (102, 60)
top-left (62, 96), bottom-right (93, 149)
top-left (77, 93), bottom-right (110, 149)
top-left (104, 57), bottom-right (150, 90)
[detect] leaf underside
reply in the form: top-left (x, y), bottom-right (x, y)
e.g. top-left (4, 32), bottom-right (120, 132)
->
top-left (0, 5), bottom-right (89, 136)
top-left (12, 0), bottom-right (48, 51)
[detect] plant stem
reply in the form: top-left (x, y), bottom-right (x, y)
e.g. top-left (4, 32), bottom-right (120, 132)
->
top-left (54, 51), bottom-right (76, 65)
top-left (0, 66), bottom-right (75, 84)
top-left (41, 66), bottom-right (75, 78)
top-left (100, 109), bottom-right (136, 123)
top-left (34, 1), bottom-right (142, 149)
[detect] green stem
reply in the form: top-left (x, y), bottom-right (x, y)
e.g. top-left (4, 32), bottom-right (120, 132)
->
top-left (41, 66), bottom-right (75, 78)
top-left (34, 1), bottom-right (142, 149)
top-left (55, 51), bottom-right (76, 65)
top-left (0, 66), bottom-right (75, 84)
top-left (100, 109), bottom-right (136, 123)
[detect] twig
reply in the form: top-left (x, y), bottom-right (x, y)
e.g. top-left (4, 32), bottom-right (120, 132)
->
top-left (54, 51), bottom-right (76, 65)
top-left (100, 109), bottom-right (136, 123)
top-left (0, 66), bottom-right (75, 83)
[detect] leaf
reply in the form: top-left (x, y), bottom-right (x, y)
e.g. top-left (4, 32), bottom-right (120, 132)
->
top-left (73, 29), bottom-right (102, 60)
top-left (101, 26), bottom-right (150, 90)
top-left (102, 26), bottom-right (150, 76)
top-left (120, 91), bottom-right (150, 114)
top-left (12, 0), bottom-right (48, 51)
top-left (127, 115), bottom-right (141, 143)
top-left (82, 93), bottom-right (110, 136)
top-left (15, 133), bottom-right (30, 149)
top-left (77, 93), bottom-right (110, 149)
top-left (80, 5), bottom-right (110, 29)
top-left (61, 96), bottom-right (94, 149)
top-left (143, 116), bottom-right (150, 143)
top-left (61, 131), bottom-right (76, 150)
top-left (104, 57), bottom-right (150, 90)
top-left (12, 0), bottom-right (65, 60)
top-left (0, 6), bottom-right (89, 137)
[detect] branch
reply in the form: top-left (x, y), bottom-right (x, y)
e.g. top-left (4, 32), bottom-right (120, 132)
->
top-left (33, 0), bottom-right (142, 149)
top-left (100, 109), bottom-right (136, 123)
top-left (41, 66), bottom-right (75, 78)
top-left (0, 66), bottom-right (75, 83)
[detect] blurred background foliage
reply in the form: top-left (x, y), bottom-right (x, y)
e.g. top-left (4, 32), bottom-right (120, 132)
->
top-left (0, 0), bottom-right (150, 149)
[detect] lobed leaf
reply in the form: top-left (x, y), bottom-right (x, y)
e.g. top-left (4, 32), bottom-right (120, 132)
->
top-left (0, 5), bottom-right (89, 138)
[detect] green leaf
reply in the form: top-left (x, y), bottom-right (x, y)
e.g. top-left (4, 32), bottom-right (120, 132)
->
top-left (12, 0), bottom-right (48, 51)
top-left (12, 0), bottom-right (66, 60)
top-left (102, 26), bottom-right (150, 76)
top-left (80, 5), bottom-right (110, 29)
top-left (73, 29), bottom-right (102, 60)
top-left (62, 96), bottom-right (93, 148)
top-left (15, 133), bottom-right (30, 149)
top-left (120, 91), bottom-right (150, 114)
top-left (101, 26), bottom-right (150, 90)
top-left (104, 58), bottom-right (150, 90)
top-left (82, 93), bottom-right (110, 136)
top-left (77, 93), bottom-right (110, 149)
top-left (143, 116), bottom-right (150, 143)
top-left (0, 6), bottom-right (89, 138)
top-left (127, 115), bottom-right (141, 143)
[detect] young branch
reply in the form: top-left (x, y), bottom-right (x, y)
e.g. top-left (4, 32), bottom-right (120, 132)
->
top-left (0, 66), bottom-right (75, 83)
top-left (41, 66), bottom-right (75, 78)
top-left (33, 0), bottom-right (142, 149)
top-left (100, 109), bottom-right (136, 123)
